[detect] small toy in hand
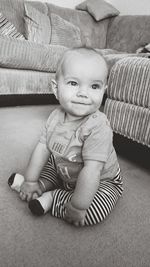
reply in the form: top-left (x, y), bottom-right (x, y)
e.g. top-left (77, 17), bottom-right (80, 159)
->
top-left (8, 173), bottom-right (53, 216)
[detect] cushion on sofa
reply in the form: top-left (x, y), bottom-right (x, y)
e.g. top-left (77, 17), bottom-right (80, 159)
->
top-left (24, 2), bottom-right (51, 44)
top-left (76, 0), bottom-right (119, 21)
top-left (106, 57), bottom-right (150, 107)
top-left (104, 57), bottom-right (150, 146)
top-left (0, 68), bottom-right (55, 95)
top-left (24, 0), bottom-right (49, 14)
top-left (106, 16), bottom-right (150, 53)
top-left (102, 52), bottom-right (150, 73)
top-left (0, 36), bottom-right (67, 72)
top-left (50, 13), bottom-right (82, 48)
top-left (0, 12), bottom-right (25, 39)
top-left (95, 48), bottom-right (150, 74)
top-left (0, 0), bottom-right (25, 35)
top-left (46, 2), bottom-right (109, 49)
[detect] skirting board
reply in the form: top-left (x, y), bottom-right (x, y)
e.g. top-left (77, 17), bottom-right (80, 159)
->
top-left (0, 94), bottom-right (59, 107)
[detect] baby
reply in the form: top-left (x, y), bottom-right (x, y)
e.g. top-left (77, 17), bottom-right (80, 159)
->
top-left (8, 47), bottom-right (123, 227)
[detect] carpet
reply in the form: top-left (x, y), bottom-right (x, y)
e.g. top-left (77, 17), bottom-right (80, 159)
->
top-left (0, 105), bottom-right (150, 267)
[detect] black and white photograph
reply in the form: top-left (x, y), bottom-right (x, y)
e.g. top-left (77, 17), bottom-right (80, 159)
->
top-left (0, 0), bottom-right (150, 266)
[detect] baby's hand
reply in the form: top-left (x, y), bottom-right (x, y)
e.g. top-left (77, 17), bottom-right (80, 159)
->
top-left (64, 202), bottom-right (86, 227)
top-left (20, 181), bottom-right (42, 202)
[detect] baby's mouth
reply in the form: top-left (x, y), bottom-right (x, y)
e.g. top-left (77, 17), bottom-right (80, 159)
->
top-left (71, 101), bottom-right (91, 105)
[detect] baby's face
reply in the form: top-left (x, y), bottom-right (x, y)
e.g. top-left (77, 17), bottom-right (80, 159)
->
top-left (55, 53), bottom-right (107, 121)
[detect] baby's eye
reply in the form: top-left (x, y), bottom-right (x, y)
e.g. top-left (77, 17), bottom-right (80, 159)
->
top-left (68, 81), bottom-right (78, 86)
top-left (91, 84), bottom-right (100, 89)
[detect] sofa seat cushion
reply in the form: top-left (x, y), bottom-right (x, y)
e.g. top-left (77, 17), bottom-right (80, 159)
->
top-left (0, 68), bottom-right (55, 95)
top-left (0, 36), bottom-right (67, 72)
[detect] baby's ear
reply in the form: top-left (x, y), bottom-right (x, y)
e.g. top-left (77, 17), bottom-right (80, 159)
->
top-left (51, 79), bottom-right (58, 99)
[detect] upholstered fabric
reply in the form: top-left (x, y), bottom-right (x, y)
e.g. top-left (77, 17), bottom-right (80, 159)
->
top-left (24, 2), bottom-right (51, 44)
top-left (76, 0), bottom-right (119, 21)
top-left (102, 53), bottom-right (150, 75)
top-left (96, 48), bottom-right (150, 75)
top-left (0, 36), bottom-right (67, 72)
top-left (50, 13), bottom-right (82, 48)
top-left (0, 68), bottom-right (55, 95)
top-left (46, 2), bottom-right (109, 49)
top-left (0, 12), bottom-right (25, 39)
top-left (107, 16), bottom-right (150, 53)
top-left (0, 0), bottom-right (25, 35)
top-left (24, 0), bottom-right (49, 14)
top-left (104, 99), bottom-right (150, 147)
top-left (136, 43), bottom-right (150, 54)
top-left (107, 57), bottom-right (150, 107)
top-left (104, 57), bottom-right (150, 147)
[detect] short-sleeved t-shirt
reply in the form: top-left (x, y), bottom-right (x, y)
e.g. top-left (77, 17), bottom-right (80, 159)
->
top-left (40, 107), bottom-right (119, 184)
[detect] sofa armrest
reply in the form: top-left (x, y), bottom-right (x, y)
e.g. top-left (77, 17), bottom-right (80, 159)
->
top-left (104, 98), bottom-right (150, 147)
top-left (0, 36), bottom-right (67, 72)
top-left (107, 57), bottom-right (150, 108)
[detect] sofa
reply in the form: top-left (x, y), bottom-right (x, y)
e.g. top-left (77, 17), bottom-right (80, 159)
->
top-left (0, 0), bottom-right (150, 146)
top-left (0, 0), bottom-right (110, 106)
top-left (104, 57), bottom-right (150, 147)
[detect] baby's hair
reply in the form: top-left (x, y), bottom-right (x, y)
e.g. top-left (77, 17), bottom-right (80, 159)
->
top-left (55, 46), bottom-right (108, 81)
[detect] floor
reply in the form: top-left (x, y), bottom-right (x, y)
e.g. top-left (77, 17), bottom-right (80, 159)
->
top-left (0, 104), bottom-right (150, 267)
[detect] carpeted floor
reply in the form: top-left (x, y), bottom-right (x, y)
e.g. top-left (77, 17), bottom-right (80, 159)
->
top-left (0, 105), bottom-right (150, 267)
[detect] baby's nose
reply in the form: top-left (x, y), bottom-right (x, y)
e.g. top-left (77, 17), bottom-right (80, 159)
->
top-left (76, 86), bottom-right (88, 97)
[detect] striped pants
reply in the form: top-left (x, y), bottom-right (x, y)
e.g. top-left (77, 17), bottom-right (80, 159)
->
top-left (39, 155), bottom-right (123, 226)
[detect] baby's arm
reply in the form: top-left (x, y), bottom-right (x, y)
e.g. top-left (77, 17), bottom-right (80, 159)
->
top-left (20, 142), bottom-right (50, 201)
top-left (65, 160), bottom-right (104, 226)
top-left (72, 160), bottom-right (104, 209)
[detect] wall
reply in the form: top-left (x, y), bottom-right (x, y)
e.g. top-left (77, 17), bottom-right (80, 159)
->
top-left (29, 0), bottom-right (82, 8)
top-left (107, 0), bottom-right (150, 15)
top-left (29, 0), bottom-right (150, 15)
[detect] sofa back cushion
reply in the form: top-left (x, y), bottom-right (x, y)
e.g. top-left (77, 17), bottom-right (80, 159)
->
top-left (27, 1), bottom-right (109, 49)
top-left (0, 0), bottom-right (109, 49)
top-left (106, 15), bottom-right (150, 53)
top-left (0, 0), bottom-right (25, 35)
top-left (27, 2), bottom-right (106, 49)
top-left (50, 13), bottom-right (82, 48)
top-left (24, 2), bottom-right (83, 48)
top-left (0, 12), bottom-right (25, 39)
top-left (24, 2), bottom-right (51, 44)
top-left (46, 3), bottom-right (109, 49)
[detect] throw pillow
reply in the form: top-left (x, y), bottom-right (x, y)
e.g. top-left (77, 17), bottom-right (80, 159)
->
top-left (0, 12), bottom-right (25, 40)
top-left (24, 2), bottom-right (51, 44)
top-left (76, 0), bottom-right (119, 21)
top-left (50, 13), bottom-right (82, 48)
